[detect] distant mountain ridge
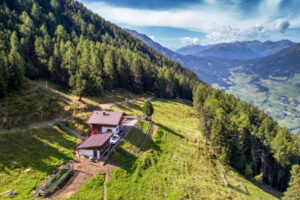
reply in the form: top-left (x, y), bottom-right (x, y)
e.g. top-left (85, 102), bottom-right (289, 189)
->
top-left (125, 29), bottom-right (230, 86)
top-left (176, 40), bottom-right (296, 60)
top-left (124, 29), bottom-right (183, 63)
top-left (245, 43), bottom-right (300, 77)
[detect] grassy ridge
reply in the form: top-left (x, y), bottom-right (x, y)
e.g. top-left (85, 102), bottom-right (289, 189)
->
top-left (107, 99), bottom-right (280, 199)
top-left (0, 81), bottom-right (70, 130)
top-left (0, 126), bottom-right (78, 199)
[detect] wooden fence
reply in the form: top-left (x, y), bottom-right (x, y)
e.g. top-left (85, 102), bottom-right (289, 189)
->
top-left (38, 163), bottom-right (73, 197)
top-left (55, 121), bottom-right (85, 140)
top-left (135, 120), bottom-right (153, 155)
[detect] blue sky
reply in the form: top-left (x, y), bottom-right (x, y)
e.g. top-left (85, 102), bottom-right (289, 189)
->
top-left (79, 0), bottom-right (300, 50)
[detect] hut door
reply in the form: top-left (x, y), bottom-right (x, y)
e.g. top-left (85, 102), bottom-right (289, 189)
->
top-left (93, 150), bottom-right (97, 158)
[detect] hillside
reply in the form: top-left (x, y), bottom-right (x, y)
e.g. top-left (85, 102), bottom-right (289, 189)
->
top-left (0, 93), bottom-right (283, 199)
top-left (106, 99), bottom-right (281, 199)
top-left (176, 40), bottom-right (295, 60)
top-left (125, 29), bottom-right (230, 86)
top-left (221, 45), bottom-right (300, 134)
top-left (0, 0), bottom-right (200, 101)
top-left (126, 29), bottom-right (300, 134)
top-left (0, 0), bottom-right (299, 199)
top-left (245, 44), bottom-right (300, 78)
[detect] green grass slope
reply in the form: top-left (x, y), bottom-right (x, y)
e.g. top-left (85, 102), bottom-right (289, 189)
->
top-left (0, 126), bottom-right (78, 199)
top-left (66, 172), bottom-right (106, 200)
top-left (0, 81), bottom-right (70, 130)
top-left (106, 99), bottom-right (280, 199)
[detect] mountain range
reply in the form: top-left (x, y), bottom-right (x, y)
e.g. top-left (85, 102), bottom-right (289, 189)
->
top-left (176, 40), bottom-right (295, 60)
top-left (126, 29), bottom-right (300, 134)
top-left (125, 29), bottom-right (298, 85)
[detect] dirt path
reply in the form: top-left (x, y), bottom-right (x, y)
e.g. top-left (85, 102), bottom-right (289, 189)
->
top-left (99, 96), bottom-right (154, 110)
top-left (47, 156), bottom-right (118, 200)
top-left (0, 119), bottom-right (59, 135)
top-left (0, 112), bottom-right (93, 135)
top-left (151, 124), bottom-right (158, 139)
top-left (103, 171), bottom-right (111, 200)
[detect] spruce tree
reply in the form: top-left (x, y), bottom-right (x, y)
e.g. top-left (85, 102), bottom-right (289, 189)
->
top-left (143, 101), bottom-right (154, 120)
top-left (31, 2), bottom-right (42, 22)
top-left (283, 165), bottom-right (300, 200)
top-left (8, 32), bottom-right (24, 89)
top-left (130, 56), bottom-right (143, 92)
top-left (103, 49), bottom-right (117, 90)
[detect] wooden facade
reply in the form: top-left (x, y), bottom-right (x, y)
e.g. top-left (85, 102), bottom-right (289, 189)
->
top-left (81, 139), bottom-right (110, 153)
top-left (91, 124), bottom-right (116, 134)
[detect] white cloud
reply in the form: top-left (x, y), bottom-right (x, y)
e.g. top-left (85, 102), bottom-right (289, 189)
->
top-left (274, 19), bottom-right (290, 33)
top-left (180, 37), bottom-right (200, 45)
top-left (81, 0), bottom-right (300, 45)
top-left (84, 2), bottom-right (262, 32)
top-left (202, 25), bottom-right (267, 44)
top-left (149, 35), bottom-right (155, 41)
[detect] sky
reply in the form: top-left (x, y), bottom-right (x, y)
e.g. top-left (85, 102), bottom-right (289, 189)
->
top-left (78, 0), bottom-right (300, 50)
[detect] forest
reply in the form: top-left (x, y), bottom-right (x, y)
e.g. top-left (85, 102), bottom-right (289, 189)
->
top-left (193, 84), bottom-right (300, 191)
top-left (0, 0), bottom-right (200, 99)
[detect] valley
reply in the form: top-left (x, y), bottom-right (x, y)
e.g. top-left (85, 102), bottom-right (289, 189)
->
top-left (126, 29), bottom-right (300, 135)
top-left (221, 71), bottom-right (300, 134)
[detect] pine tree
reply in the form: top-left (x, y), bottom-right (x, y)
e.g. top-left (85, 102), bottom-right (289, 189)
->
top-left (31, 2), bottom-right (42, 22)
top-left (130, 56), bottom-right (143, 92)
top-left (283, 165), bottom-right (300, 200)
top-left (0, 76), bottom-right (6, 98)
top-left (117, 56), bottom-right (130, 88)
top-left (34, 37), bottom-right (47, 68)
top-left (62, 41), bottom-right (77, 74)
top-left (0, 53), bottom-right (7, 97)
top-left (8, 32), bottom-right (24, 89)
top-left (103, 49), bottom-right (117, 90)
top-left (50, 0), bottom-right (61, 10)
top-left (143, 101), bottom-right (154, 119)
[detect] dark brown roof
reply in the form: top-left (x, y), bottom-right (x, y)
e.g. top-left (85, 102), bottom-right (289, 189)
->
top-left (77, 132), bottom-right (113, 149)
top-left (87, 111), bottom-right (123, 126)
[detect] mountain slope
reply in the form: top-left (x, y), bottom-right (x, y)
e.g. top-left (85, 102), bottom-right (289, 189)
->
top-left (125, 29), bottom-right (300, 135)
top-left (176, 40), bottom-right (296, 59)
top-left (223, 44), bottom-right (300, 134)
top-left (125, 29), bottom-right (230, 86)
top-left (245, 43), bottom-right (300, 77)
top-left (124, 29), bottom-right (183, 63)
top-left (107, 99), bottom-right (281, 199)
top-left (0, 0), bottom-right (200, 100)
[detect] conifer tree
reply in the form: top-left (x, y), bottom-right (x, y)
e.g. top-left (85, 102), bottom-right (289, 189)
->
top-left (103, 49), bottom-right (117, 89)
top-left (31, 2), bottom-right (42, 22)
top-left (0, 76), bottom-right (6, 97)
top-left (143, 101), bottom-right (154, 120)
top-left (130, 56), bottom-right (143, 92)
top-left (8, 31), bottom-right (24, 89)
top-left (283, 165), bottom-right (300, 200)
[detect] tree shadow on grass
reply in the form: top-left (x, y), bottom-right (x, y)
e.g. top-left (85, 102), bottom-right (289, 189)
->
top-left (123, 127), bottom-right (147, 148)
top-left (111, 135), bottom-right (162, 173)
top-left (157, 123), bottom-right (185, 138)
top-left (115, 104), bottom-right (132, 112)
top-left (0, 127), bottom-right (76, 174)
top-left (125, 102), bottom-right (143, 112)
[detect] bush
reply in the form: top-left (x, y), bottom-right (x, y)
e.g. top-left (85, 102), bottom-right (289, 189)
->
top-left (254, 173), bottom-right (263, 182)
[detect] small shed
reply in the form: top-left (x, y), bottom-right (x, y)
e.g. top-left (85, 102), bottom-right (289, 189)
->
top-left (76, 132), bottom-right (113, 159)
